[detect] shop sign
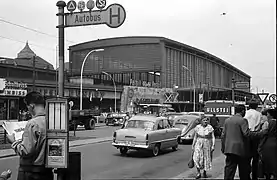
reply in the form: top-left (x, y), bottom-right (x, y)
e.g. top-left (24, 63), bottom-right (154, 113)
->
top-left (130, 79), bottom-right (160, 88)
top-left (0, 89), bottom-right (27, 97)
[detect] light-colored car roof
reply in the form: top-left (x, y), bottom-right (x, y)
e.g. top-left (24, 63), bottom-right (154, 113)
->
top-left (172, 114), bottom-right (199, 121)
top-left (129, 115), bottom-right (164, 122)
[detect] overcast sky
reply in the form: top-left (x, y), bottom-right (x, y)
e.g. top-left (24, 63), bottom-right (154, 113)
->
top-left (0, 0), bottom-right (275, 94)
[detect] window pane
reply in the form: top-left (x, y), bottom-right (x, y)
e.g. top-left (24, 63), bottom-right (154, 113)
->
top-left (0, 99), bottom-right (8, 120)
top-left (9, 99), bottom-right (19, 120)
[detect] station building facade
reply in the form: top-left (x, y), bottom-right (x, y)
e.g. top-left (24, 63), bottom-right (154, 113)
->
top-left (69, 36), bottom-right (253, 111)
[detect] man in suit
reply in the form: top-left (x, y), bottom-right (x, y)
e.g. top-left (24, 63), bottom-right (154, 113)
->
top-left (221, 104), bottom-right (267, 180)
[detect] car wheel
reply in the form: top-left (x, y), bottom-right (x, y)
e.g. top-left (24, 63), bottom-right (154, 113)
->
top-left (152, 144), bottom-right (160, 156)
top-left (119, 147), bottom-right (128, 155)
top-left (85, 118), bottom-right (95, 130)
top-left (172, 144), bottom-right (178, 151)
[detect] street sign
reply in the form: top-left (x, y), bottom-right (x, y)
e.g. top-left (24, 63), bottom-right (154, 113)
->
top-left (269, 94), bottom-right (276, 103)
top-left (235, 81), bottom-right (250, 89)
top-left (86, 0), bottom-right (95, 10)
top-left (199, 94), bottom-right (203, 103)
top-left (96, 0), bottom-right (106, 10)
top-left (77, 0), bottom-right (86, 11)
top-left (257, 93), bottom-right (269, 104)
top-left (64, 3), bottom-right (126, 28)
top-left (67, 0), bottom-right (77, 12)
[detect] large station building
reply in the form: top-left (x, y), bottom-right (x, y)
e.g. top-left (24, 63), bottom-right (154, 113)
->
top-left (69, 36), bottom-right (253, 111)
top-left (0, 36), bottom-right (256, 122)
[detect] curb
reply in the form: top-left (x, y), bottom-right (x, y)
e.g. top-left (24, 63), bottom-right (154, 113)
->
top-left (0, 137), bottom-right (112, 159)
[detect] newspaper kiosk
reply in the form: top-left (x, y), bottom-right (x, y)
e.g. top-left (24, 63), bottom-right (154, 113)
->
top-left (45, 98), bottom-right (81, 180)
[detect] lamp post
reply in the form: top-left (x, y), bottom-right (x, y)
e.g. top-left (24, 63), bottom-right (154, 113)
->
top-left (80, 49), bottom-right (104, 110)
top-left (102, 71), bottom-right (117, 112)
top-left (183, 65), bottom-right (196, 112)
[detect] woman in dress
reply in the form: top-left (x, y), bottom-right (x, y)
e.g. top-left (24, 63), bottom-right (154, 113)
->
top-left (258, 108), bottom-right (277, 179)
top-left (192, 117), bottom-right (215, 179)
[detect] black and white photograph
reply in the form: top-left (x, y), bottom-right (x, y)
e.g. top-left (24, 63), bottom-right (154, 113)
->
top-left (0, 0), bottom-right (276, 180)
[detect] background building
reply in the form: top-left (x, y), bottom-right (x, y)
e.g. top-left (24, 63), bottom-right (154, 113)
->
top-left (69, 36), bottom-right (253, 111)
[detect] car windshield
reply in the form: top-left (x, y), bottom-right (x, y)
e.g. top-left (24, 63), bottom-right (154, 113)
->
top-left (175, 119), bottom-right (188, 125)
top-left (125, 120), bottom-right (154, 130)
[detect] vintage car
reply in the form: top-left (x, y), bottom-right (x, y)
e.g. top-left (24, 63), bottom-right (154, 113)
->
top-left (172, 115), bottom-right (201, 144)
top-left (112, 115), bottom-right (182, 156)
top-left (105, 112), bottom-right (127, 126)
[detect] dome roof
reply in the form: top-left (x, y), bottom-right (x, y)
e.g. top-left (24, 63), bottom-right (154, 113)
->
top-left (17, 41), bottom-right (36, 59)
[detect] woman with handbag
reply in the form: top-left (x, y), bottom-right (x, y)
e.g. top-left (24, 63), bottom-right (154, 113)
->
top-left (258, 108), bottom-right (277, 180)
top-left (191, 117), bottom-right (215, 179)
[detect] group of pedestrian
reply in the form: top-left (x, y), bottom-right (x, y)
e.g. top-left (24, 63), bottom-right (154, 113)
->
top-left (189, 100), bottom-right (276, 180)
top-left (222, 100), bottom-right (276, 180)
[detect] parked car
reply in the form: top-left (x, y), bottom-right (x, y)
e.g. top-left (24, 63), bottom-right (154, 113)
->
top-left (112, 115), bottom-right (181, 156)
top-left (172, 115), bottom-right (201, 144)
top-left (105, 112), bottom-right (127, 126)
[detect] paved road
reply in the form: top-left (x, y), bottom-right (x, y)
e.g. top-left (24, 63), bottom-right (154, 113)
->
top-left (0, 138), bottom-right (222, 180)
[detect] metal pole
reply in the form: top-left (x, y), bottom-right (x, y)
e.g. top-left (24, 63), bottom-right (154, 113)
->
top-left (102, 71), bottom-right (116, 112)
top-left (57, 1), bottom-right (66, 97)
top-left (182, 66), bottom-right (195, 112)
top-left (32, 56), bottom-right (36, 91)
top-left (80, 49), bottom-right (104, 110)
top-left (232, 78), bottom-right (235, 107)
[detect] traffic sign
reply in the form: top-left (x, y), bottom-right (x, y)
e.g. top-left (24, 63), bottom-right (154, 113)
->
top-left (64, 3), bottom-right (126, 28)
top-left (96, 0), bottom-right (106, 10)
top-left (257, 93), bottom-right (269, 104)
top-left (269, 94), bottom-right (276, 103)
top-left (67, 0), bottom-right (77, 12)
top-left (199, 94), bottom-right (203, 103)
top-left (235, 81), bottom-right (250, 89)
top-left (86, 0), bottom-right (95, 10)
top-left (77, 0), bottom-right (86, 11)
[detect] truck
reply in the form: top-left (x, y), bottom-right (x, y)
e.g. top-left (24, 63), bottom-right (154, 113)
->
top-left (68, 109), bottom-right (101, 131)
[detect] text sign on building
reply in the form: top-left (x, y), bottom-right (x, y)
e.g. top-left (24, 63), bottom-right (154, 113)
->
top-left (235, 81), bottom-right (250, 89)
top-left (64, 3), bottom-right (126, 28)
top-left (204, 102), bottom-right (232, 116)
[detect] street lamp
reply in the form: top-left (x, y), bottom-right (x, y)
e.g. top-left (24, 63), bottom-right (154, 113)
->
top-left (102, 71), bottom-right (117, 112)
top-left (80, 48), bottom-right (104, 110)
top-left (183, 65), bottom-right (196, 112)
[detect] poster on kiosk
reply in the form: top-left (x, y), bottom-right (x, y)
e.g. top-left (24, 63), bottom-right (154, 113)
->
top-left (45, 98), bottom-right (69, 168)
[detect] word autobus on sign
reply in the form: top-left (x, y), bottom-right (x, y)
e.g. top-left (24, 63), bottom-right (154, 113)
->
top-left (64, 0), bottom-right (126, 28)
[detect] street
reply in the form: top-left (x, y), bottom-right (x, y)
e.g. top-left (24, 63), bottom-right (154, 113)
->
top-left (0, 124), bottom-right (222, 180)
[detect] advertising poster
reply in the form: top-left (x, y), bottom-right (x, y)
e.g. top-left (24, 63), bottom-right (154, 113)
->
top-left (47, 138), bottom-right (66, 167)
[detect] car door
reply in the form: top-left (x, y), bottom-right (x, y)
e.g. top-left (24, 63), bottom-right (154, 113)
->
top-left (154, 119), bottom-right (167, 149)
top-left (163, 119), bottom-right (177, 147)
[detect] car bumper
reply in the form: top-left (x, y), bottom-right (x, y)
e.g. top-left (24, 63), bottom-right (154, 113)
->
top-left (181, 136), bottom-right (193, 140)
top-left (112, 142), bottom-right (150, 149)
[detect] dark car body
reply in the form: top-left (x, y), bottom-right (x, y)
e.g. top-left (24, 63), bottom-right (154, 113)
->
top-left (105, 113), bottom-right (127, 126)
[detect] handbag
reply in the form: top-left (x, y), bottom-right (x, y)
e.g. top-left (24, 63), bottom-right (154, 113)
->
top-left (257, 154), bottom-right (264, 178)
top-left (188, 150), bottom-right (195, 168)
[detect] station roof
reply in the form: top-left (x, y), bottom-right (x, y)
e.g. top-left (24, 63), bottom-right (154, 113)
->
top-left (69, 36), bottom-right (250, 78)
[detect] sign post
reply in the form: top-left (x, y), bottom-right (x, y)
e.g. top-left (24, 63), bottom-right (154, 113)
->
top-left (45, 98), bottom-right (69, 179)
top-left (56, 1), bottom-right (126, 179)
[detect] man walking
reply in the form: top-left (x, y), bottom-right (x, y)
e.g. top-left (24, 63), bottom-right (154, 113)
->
top-left (221, 104), bottom-right (266, 180)
top-left (210, 114), bottom-right (220, 137)
top-left (244, 99), bottom-right (262, 180)
top-left (7, 92), bottom-right (53, 180)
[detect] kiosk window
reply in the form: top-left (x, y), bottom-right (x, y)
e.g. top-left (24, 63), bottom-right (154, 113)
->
top-left (9, 99), bottom-right (19, 120)
top-left (0, 99), bottom-right (7, 120)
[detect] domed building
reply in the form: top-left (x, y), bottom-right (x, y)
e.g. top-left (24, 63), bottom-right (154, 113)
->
top-left (1, 42), bottom-right (54, 70)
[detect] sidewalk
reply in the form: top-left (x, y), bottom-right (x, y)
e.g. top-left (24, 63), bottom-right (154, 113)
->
top-left (171, 154), bottom-right (239, 179)
top-left (0, 123), bottom-right (111, 159)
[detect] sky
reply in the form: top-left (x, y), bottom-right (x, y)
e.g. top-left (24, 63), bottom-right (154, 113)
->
top-left (0, 0), bottom-right (276, 94)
